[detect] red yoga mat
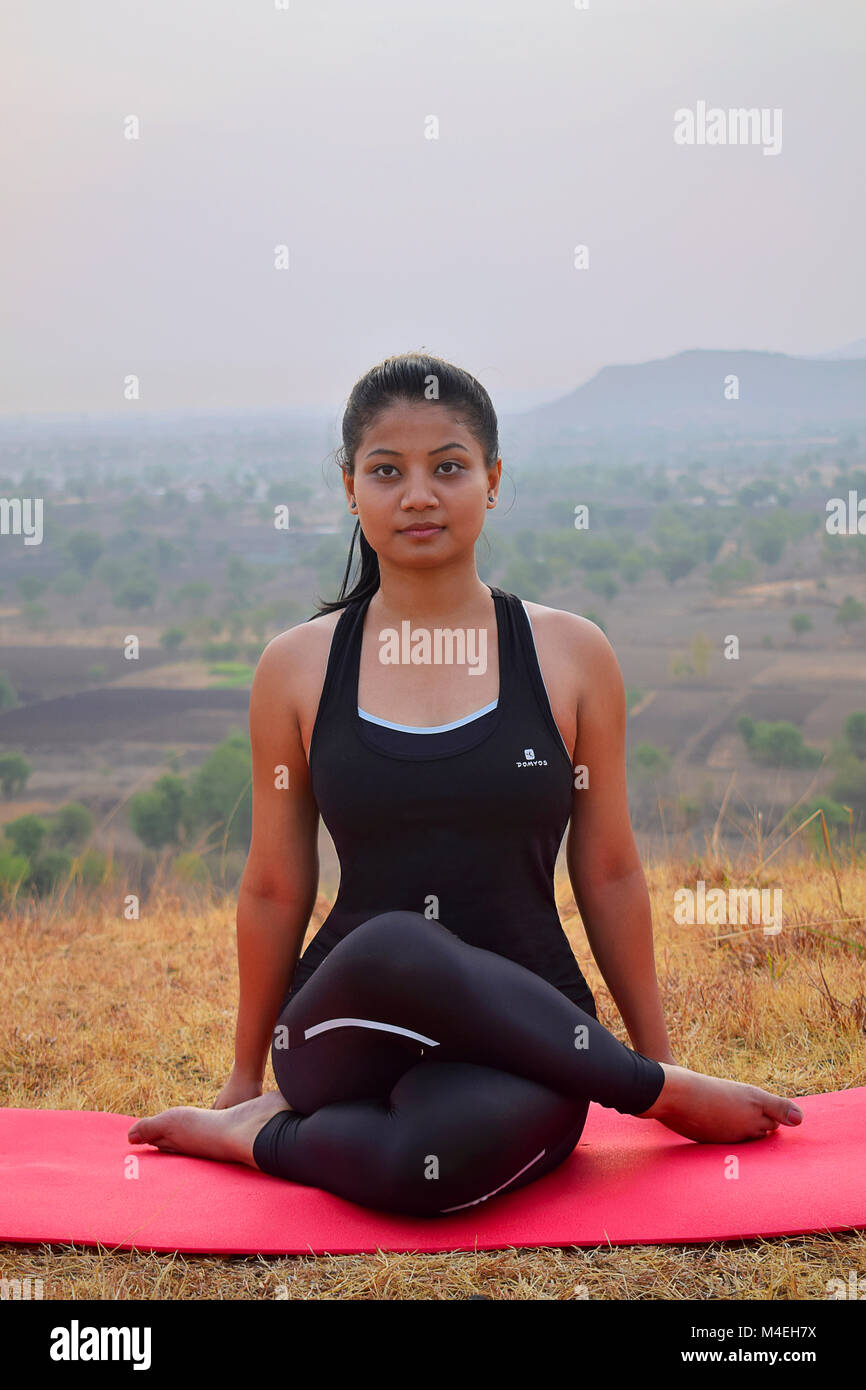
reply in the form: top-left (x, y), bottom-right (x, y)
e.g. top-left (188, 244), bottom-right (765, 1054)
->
top-left (1, 1088), bottom-right (864, 1255)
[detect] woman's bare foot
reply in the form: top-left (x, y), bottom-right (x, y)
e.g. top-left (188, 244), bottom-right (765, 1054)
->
top-left (127, 1091), bottom-right (292, 1169)
top-left (636, 1063), bottom-right (805, 1143)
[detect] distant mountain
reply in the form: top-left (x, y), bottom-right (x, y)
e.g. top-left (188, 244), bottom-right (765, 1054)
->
top-left (809, 337), bottom-right (866, 360)
top-left (503, 348), bottom-right (866, 441)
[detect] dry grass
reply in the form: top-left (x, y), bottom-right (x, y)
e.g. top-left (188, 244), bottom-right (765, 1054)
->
top-left (1, 845), bottom-right (865, 1301)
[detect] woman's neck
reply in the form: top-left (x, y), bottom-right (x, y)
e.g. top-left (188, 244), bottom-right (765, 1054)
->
top-left (371, 566), bottom-right (492, 625)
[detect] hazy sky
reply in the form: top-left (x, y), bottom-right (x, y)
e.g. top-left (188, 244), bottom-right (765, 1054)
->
top-left (2, 0), bottom-right (864, 418)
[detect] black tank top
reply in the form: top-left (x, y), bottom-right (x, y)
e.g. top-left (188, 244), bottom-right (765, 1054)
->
top-left (286, 584), bottom-right (597, 1018)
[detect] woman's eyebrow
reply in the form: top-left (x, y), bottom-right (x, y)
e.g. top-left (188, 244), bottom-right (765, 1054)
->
top-left (363, 442), bottom-right (471, 459)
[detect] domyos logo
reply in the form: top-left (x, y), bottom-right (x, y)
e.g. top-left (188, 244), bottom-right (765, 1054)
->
top-left (516, 746), bottom-right (548, 768)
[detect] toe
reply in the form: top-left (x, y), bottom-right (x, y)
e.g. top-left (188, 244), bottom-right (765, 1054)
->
top-left (764, 1092), bottom-right (801, 1125)
top-left (127, 1113), bottom-right (173, 1147)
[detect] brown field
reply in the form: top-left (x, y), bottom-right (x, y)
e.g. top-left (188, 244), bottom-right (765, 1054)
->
top-left (0, 687), bottom-right (249, 749)
top-left (2, 608), bottom-right (864, 886)
top-left (1, 840), bottom-right (864, 1301)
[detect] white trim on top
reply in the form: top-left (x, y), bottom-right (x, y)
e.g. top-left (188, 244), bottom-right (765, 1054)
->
top-left (519, 599), bottom-right (572, 761)
top-left (357, 698), bottom-right (498, 734)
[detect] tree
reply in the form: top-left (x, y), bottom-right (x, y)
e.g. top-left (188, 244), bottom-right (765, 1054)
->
top-left (745, 517), bottom-right (787, 565)
top-left (185, 732), bottom-right (252, 851)
top-left (0, 674), bottom-right (18, 711)
top-left (27, 850), bottom-right (73, 895)
top-left (829, 760), bottom-right (866, 816)
top-left (584, 572), bottom-right (619, 599)
top-left (708, 556), bottom-right (755, 594)
top-left (49, 802), bottom-right (93, 850)
top-left (151, 536), bottom-right (181, 570)
top-left (225, 556), bottom-right (256, 606)
top-left (660, 550), bottom-right (698, 584)
top-left (0, 752), bottom-right (29, 794)
top-left (160, 627), bottom-right (186, 652)
top-left (787, 796), bottom-right (859, 854)
top-left (175, 580), bottom-right (212, 611)
top-left (4, 813), bottom-right (48, 858)
top-left (114, 571), bottom-right (159, 611)
top-left (52, 570), bottom-right (85, 597)
top-left (0, 847), bottom-right (29, 896)
top-left (578, 537), bottom-right (619, 572)
top-left (17, 576), bottom-right (47, 600)
top-left (171, 852), bottom-right (210, 885)
top-left (129, 774), bottom-right (188, 849)
top-left (619, 548), bottom-right (651, 583)
top-left (737, 717), bottom-right (822, 768)
top-left (628, 742), bottom-right (672, 780)
top-left (26, 600), bottom-right (53, 630)
top-left (515, 529), bottom-right (537, 560)
top-left (65, 530), bottom-right (104, 576)
top-left (501, 556), bottom-right (553, 602)
top-left (844, 711), bottom-right (866, 759)
top-left (686, 633), bottom-right (712, 676)
top-left (836, 595), bottom-right (866, 631)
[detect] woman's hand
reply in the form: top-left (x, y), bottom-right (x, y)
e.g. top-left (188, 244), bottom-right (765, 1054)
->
top-left (212, 1069), bottom-right (264, 1109)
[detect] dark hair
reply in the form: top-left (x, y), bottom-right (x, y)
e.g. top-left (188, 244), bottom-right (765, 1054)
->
top-left (309, 351), bottom-right (500, 618)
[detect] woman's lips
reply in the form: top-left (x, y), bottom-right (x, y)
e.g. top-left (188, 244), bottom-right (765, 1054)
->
top-left (400, 524), bottom-right (444, 537)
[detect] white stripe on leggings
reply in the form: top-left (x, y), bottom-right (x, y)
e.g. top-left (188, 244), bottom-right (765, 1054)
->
top-left (302, 1016), bottom-right (440, 1047)
top-left (439, 1148), bottom-right (548, 1213)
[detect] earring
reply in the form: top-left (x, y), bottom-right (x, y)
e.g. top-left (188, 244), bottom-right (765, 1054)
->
top-left (488, 493), bottom-right (495, 502)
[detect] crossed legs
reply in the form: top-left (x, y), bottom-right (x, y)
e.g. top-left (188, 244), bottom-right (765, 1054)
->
top-left (251, 910), bottom-right (665, 1217)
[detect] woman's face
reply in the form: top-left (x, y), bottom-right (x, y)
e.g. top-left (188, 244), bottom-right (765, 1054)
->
top-left (347, 400), bottom-right (500, 567)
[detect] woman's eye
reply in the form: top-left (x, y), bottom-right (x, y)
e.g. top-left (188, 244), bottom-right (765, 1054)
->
top-left (373, 461), bottom-right (462, 477)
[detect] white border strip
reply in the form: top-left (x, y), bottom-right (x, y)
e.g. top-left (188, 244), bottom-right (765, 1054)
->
top-left (520, 599), bottom-right (572, 761)
top-left (303, 1016), bottom-right (440, 1047)
top-left (439, 1147), bottom-right (548, 1212)
top-left (357, 699), bottom-right (498, 734)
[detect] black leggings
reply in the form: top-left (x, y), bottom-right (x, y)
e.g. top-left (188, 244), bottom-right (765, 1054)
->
top-left (252, 910), bottom-right (666, 1217)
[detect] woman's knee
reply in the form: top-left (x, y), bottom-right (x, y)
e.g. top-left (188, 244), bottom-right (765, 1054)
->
top-left (348, 910), bottom-right (454, 953)
top-left (328, 910), bottom-right (462, 990)
top-left (383, 1062), bottom-right (584, 1218)
top-left (384, 1127), bottom-right (553, 1218)
top-left (271, 1025), bottom-right (422, 1114)
top-left (378, 1130), bottom-right (486, 1217)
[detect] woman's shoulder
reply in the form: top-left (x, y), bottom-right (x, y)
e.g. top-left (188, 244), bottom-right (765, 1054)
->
top-left (263, 606), bottom-right (343, 657)
top-left (517, 595), bottom-right (608, 649)
top-left (516, 597), bottom-right (622, 705)
top-left (251, 608), bottom-right (344, 716)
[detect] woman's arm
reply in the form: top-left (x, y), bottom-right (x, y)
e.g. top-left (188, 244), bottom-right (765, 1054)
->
top-left (231, 628), bottom-right (321, 1085)
top-left (565, 619), bottom-right (676, 1064)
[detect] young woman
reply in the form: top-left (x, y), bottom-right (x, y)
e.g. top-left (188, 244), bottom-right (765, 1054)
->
top-left (129, 353), bottom-right (803, 1216)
